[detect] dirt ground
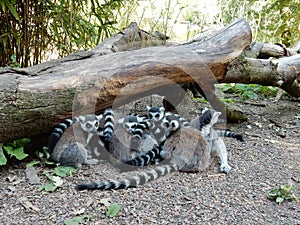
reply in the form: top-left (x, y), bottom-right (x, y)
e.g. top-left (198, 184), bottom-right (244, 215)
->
top-left (0, 95), bottom-right (299, 225)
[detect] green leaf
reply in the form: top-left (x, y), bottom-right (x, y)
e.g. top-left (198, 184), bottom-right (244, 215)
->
top-left (267, 184), bottom-right (298, 204)
top-left (1, 0), bottom-right (20, 21)
top-left (39, 183), bottom-right (57, 192)
top-left (13, 138), bottom-right (31, 147)
top-left (26, 160), bottom-right (41, 167)
top-left (106, 203), bottom-right (121, 218)
top-left (54, 166), bottom-right (76, 177)
top-left (64, 215), bottom-right (91, 225)
top-left (0, 144), bottom-right (7, 166)
top-left (4, 146), bottom-right (28, 160)
top-left (221, 84), bottom-right (233, 92)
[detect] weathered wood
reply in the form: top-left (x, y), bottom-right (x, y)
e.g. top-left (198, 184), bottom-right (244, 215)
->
top-left (1, 18), bottom-right (299, 145)
top-left (223, 43), bottom-right (300, 97)
top-left (0, 18), bottom-right (251, 143)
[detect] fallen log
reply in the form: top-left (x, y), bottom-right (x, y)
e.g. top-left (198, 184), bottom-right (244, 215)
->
top-left (0, 18), bottom-right (299, 144)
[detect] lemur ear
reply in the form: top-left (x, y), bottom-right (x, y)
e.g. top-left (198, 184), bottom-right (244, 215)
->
top-left (201, 107), bottom-right (209, 114)
top-left (96, 114), bottom-right (103, 121)
top-left (78, 115), bottom-right (85, 123)
top-left (171, 120), bottom-right (179, 129)
top-left (146, 106), bottom-right (151, 111)
top-left (160, 107), bottom-right (165, 113)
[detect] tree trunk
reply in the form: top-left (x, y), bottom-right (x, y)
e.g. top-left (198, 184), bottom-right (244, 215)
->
top-left (0, 18), bottom-right (299, 144)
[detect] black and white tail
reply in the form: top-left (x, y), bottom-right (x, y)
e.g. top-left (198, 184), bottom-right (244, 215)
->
top-left (216, 130), bottom-right (244, 142)
top-left (129, 120), bottom-right (151, 151)
top-left (47, 117), bottom-right (78, 152)
top-left (76, 160), bottom-right (180, 191)
top-left (124, 145), bottom-right (164, 166)
top-left (191, 108), bottom-right (244, 141)
top-left (125, 114), bottom-right (181, 167)
top-left (101, 108), bottom-right (115, 147)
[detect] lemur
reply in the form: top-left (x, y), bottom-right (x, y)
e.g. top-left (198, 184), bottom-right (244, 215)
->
top-left (124, 108), bottom-right (242, 172)
top-left (50, 114), bottom-right (102, 168)
top-left (76, 114), bottom-right (211, 191)
top-left (48, 109), bottom-right (115, 168)
top-left (107, 114), bottom-right (157, 163)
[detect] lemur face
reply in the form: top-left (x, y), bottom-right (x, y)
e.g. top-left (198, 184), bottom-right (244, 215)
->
top-left (147, 106), bottom-right (165, 122)
top-left (78, 114), bottom-right (102, 134)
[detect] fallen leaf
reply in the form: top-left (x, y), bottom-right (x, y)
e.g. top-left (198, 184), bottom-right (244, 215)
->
top-left (71, 208), bottom-right (86, 215)
top-left (100, 198), bottom-right (111, 207)
top-left (25, 166), bottom-right (40, 184)
top-left (19, 196), bottom-right (40, 212)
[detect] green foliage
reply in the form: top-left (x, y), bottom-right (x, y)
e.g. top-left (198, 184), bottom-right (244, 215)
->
top-left (219, 0), bottom-right (299, 46)
top-left (0, 0), bottom-right (20, 20)
top-left (0, 144), bottom-right (7, 166)
top-left (106, 203), bottom-right (121, 218)
top-left (0, 138), bottom-right (31, 165)
top-left (0, 0), bottom-right (134, 67)
top-left (26, 146), bottom-right (55, 167)
top-left (221, 83), bottom-right (279, 100)
top-left (268, 184), bottom-right (298, 204)
top-left (6, 54), bottom-right (21, 68)
top-left (38, 166), bottom-right (76, 193)
top-left (64, 215), bottom-right (91, 225)
top-left (54, 165), bottom-right (76, 177)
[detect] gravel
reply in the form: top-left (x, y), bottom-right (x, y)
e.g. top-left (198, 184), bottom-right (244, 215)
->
top-left (1, 98), bottom-right (299, 225)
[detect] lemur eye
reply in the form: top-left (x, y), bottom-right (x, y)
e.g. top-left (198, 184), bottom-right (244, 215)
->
top-left (86, 123), bottom-right (92, 129)
top-left (155, 114), bottom-right (160, 118)
top-left (149, 114), bottom-right (153, 118)
top-left (94, 122), bottom-right (99, 127)
top-left (163, 122), bottom-right (169, 128)
top-left (123, 124), bottom-right (130, 129)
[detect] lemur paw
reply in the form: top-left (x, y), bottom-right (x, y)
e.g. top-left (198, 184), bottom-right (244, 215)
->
top-left (220, 163), bottom-right (232, 173)
top-left (86, 159), bottom-right (99, 165)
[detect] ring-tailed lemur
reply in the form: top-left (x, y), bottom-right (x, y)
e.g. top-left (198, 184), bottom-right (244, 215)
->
top-left (48, 109), bottom-right (115, 168)
top-left (124, 108), bottom-right (240, 173)
top-left (190, 107), bottom-right (244, 142)
top-left (50, 114), bottom-right (103, 168)
top-left (76, 114), bottom-right (211, 191)
top-left (107, 114), bottom-right (157, 163)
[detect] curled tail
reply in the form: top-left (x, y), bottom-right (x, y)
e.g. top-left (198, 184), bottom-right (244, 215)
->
top-left (47, 118), bottom-right (77, 152)
top-left (216, 130), bottom-right (244, 142)
top-left (124, 145), bottom-right (164, 166)
top-left (76, 161), bottom-right (179, 191)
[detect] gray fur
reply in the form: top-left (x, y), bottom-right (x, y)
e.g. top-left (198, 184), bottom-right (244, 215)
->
top-left (190, 108), bottom-right (232, 173)
top-left (50, 114), bottom-right (103, 168)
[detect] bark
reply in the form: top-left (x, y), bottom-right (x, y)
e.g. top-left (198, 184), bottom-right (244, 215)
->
top-left (0, 18), bottom-right (299, 144)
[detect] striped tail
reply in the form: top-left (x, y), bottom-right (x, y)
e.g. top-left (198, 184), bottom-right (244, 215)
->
top-left (47, 118), bottom-right (77, 152)
top-left (216, 130), bottom-right (244, 142)
top-left (129, 120), bottom-right (151, 151)
top-left (102, 109), bottom-right (115, 146)
top-left (124, 145), bottom-right (164, 166)
top-left (76, 161), bottom-right (179, 191)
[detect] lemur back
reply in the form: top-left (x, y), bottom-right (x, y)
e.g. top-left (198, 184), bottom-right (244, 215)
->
top-left (76, 116), bottom-right (211, 191)
top-left (50, 114), bottom-right (103, 168)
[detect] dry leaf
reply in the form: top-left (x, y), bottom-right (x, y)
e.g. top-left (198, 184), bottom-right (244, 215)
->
top-left (100, 198), bottom-right (111, 207)
top-left (19, 197), bottom-right (40, 212)
top-left (25, 166), bottom-right (40, 184)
